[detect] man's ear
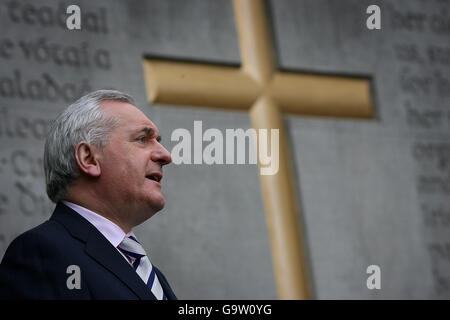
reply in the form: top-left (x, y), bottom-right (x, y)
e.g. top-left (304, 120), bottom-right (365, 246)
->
top-left (74, 142), bottom-right (101, 177)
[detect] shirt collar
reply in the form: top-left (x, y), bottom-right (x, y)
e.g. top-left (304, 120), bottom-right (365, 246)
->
top-left (62, 201), bottom-right (136, 248)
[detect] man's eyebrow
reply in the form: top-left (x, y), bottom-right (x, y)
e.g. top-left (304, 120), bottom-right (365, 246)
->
top-left (136, 127), bottom-right (162, 142)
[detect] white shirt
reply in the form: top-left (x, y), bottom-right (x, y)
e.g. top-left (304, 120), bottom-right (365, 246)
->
top-left (62, 201), bottom-right (136, 264)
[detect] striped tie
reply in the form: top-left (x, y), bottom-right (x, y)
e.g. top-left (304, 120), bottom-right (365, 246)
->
top-left (118, 236), bottom-right (167, 300)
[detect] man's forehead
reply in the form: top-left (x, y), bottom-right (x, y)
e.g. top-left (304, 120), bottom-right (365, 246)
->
top-left (101, 100), bottom-right (155, 127)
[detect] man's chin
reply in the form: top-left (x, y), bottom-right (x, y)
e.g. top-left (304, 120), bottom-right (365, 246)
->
top-left (150, 202), bottom-right (165, 214)
top-left (146, 196), bottom-right (165, 214)
top-left (134, 200), bottom-right (164, 225)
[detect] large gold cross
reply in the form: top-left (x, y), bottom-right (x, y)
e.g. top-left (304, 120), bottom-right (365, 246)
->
top-left (143, 0), bottom-right (373, 299)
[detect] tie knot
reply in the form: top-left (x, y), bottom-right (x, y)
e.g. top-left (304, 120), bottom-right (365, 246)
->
top-left (118, 236), bottom-right (146, 257)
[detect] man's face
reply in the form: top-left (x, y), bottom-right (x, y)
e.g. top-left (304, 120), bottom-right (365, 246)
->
top-left (97, 101), bottom-right (172, 225)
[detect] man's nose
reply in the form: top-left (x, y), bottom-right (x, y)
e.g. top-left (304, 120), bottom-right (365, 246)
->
top-left (152, 143), bottom-right (172, 166)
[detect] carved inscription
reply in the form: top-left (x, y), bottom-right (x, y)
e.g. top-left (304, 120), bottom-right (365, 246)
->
top-left (0, 0), bottom-right (113, 258)
top-left (390, 1), bottom-right (450, 296)
top-left (5, 1), bottom-right (108, 33)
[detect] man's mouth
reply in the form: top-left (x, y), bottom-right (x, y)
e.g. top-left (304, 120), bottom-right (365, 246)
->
top-left (146, 172), bottom-right (162, 183)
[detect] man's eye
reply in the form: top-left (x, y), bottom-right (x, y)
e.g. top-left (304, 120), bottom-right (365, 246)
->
top-left (138, 136), bottom-right (147, 143)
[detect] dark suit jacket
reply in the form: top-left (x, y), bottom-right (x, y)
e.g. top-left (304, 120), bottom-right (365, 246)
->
top-left (0, 202), bottom-right (177, 300)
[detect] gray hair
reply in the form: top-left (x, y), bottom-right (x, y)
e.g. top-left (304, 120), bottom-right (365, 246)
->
top-left (44, 89), bottom-right (134, 203)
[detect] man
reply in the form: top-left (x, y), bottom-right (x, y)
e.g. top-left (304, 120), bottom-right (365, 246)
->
top-left (0, 90), bottom-right (176, 299)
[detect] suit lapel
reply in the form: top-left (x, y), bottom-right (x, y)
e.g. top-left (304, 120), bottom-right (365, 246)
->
top-left (51, 203), bottom-right (156, 300)
top-left (155, 267), bottom-right (177, 300)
